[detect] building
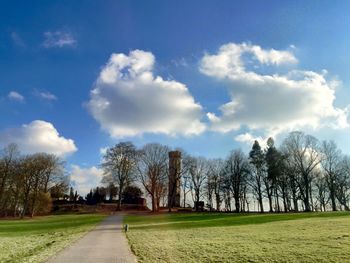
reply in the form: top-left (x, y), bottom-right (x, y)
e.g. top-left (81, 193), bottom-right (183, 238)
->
top-left (168, 151), bottom-right (181, 208)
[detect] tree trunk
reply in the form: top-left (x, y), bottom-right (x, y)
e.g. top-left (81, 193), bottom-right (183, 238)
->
top-left (304, 187), bottom-right (311, 212)
top-left (215, 193), bottom-right (220, 211)
top-left (330, 187), bottom-right (337, 211)
top-left (156, 197), bottom-right (160, 212)
top-left (151, 195), bottom-right (156, 212)
top-left (235, 197), bottom-right (240, 213)
top-left (265, 181), bottom-right (273, 213)
top-left (183, 190), bottom-right (186, 208)
top-left (268, 194), bottom-right (273, 213)
top-left (257, 184), bottom-right (264, 213)
top-left (275, 188), bottom-right (281, 212)
top-left (258, 197), bottom-right (264, 213)
top-left (291, 179), bottom-right (298, 212)
top-left (303, 173), bottom-right (311, 212)
top-left (195, 191), bottom-right (200, 211)
top-left (116, 193), bottom-right (121, 210)
top-left (283, 194), bottom-right (288, 212)
top-left (30, 190), bottom-right (38, 218)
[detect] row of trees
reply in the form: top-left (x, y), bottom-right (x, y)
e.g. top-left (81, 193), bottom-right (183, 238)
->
top-left (2, 130), bottom-right (348, 216)
top-left (0, 144), bottom-right (68, 217)
top-left (102, 131), bottom-right (350, 213)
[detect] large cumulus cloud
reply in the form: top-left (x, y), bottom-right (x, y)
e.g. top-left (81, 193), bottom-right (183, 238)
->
top-left (200, 42), bottom-right (349, 140)
top-left (0, 120), bottom-right (77, 156)
top-left (88, 50), bottom-right (205, 137)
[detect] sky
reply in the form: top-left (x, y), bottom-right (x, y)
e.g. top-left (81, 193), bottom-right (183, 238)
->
top-left (1, 0), bottom-right (350, 195)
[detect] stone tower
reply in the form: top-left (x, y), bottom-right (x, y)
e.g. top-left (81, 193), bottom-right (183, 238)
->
top-left (168, 151), bottom-right (181, 208)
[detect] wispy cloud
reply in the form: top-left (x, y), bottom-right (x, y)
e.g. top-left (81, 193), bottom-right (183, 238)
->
top-left (8, 91), bottom-right (24, 102)
top-left (171, 57), bottom-right (189, 67)
top-left (34, 90), bottom-right (57, 101)
top-left (10, 32), bottom-right (26, 47)
top-left (42, 30), bottom-right (77, 48)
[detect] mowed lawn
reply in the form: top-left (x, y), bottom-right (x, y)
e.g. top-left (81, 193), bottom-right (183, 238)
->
top-left (125, 212), bottom-right (350, 263)
top-left (0, 213), bottom-right (106, 263)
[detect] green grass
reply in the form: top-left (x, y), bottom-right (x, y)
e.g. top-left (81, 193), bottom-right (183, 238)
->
top-left (0, 213), bottom-right (107, 263)
top-left (125, 212), bottom-right (350, 262)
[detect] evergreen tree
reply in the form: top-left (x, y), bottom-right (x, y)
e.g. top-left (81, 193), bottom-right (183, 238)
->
top-left (249, 140), bottom-right (265, 213)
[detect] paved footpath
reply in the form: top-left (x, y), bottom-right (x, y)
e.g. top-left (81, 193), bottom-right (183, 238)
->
top-left (47, 215), bottom-right (137, 263)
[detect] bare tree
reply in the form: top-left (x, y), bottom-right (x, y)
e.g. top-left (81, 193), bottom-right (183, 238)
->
top-left (282, 131), bottom-right (321, 212)
top-left (224, 149), bottom-right (249, 213)
top-left (50, 180), bottom-right (69, 201)
top-left (278, 161), bottom-right (292, 212)
top-left (321, 140), bottom-right (343, 211)
top-left (137, 143), bottom-right (169, 212)
top-left (101, 142), bottom-right (138, 210)
top-left (207, 159), bottom-right (224, 211)
top-left (0, 144), bottom-right (19, 213)
top-left (0, 145), bottom-right (67, 218)
top-left (280, 149), bottom-right (299, 212)
top-left (189, 157), bottom-right (208, 211)
top-left (41, 154), bottom-right (64, 193)
top-left (222, 175), bottom-right (232, 212)
top-left (17, 153), bottom-right (65, 217)
top-left (265, 137), bottom-right (282, 212)
top-left (180, 154), bottom-right (195, 208)
top-left (205, 173), bottom-right (215, 211)
top-left (336, 156), bottom-right (350, 210)
top-left (181, 174), bottom-right (191, 208)
top-left (314, 172), bottom-right (328, 211)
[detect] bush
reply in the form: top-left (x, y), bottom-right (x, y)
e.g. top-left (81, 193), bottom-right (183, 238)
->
top-left (122, 185), bottom-right (143, 204)
top-left (28, 192), bottom-right (53, 215)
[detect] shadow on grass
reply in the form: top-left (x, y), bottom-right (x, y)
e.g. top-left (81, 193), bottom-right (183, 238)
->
top-left (0, 214), bottom-right (106, 236)
top-left (125, 211), bottom-right (350, 231)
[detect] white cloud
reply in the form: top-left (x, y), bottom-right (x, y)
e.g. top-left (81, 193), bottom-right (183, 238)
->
top-left (70, 165), bottom-right (104, 196)
top-left (8, 91), bottom-right (24, 102)
top-left (235, 133), bottom-right (268, 149)
top-left (42, 31), bottom-right (77, 48)
top-left (249, 44), bottom-right (297, 65)
top-left (0, 120), bottom-right (77, 157)
top-left (88, 49), bottom-right (206, 137)
top-left (171, 57), bottom-right (189, 67)
top-left (35, 90), bottom-right (57, 101)
top-left (10, 32), bottom-right (25, 47)
top-left (99, 147), bottom-right (108, 156)
top-left (200, 42), bottom-right (349, 139)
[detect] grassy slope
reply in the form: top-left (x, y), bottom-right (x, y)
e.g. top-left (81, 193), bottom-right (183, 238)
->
top-left (125, 212), bottom-right (350, 263)
top-left (0, 214), bottom-right (106, 263)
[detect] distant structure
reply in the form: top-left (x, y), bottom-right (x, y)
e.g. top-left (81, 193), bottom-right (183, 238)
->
top-left (168, 151), bottom-right (181, 208)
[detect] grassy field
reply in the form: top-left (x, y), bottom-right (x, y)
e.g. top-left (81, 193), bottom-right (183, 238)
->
top-left (125, 212), bottom-right (350, 263)
top-left (0, 213), bottom-right (106, 263)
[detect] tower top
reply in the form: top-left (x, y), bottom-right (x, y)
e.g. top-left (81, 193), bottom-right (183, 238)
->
top-left (168, 150), bottom-right (181, 158)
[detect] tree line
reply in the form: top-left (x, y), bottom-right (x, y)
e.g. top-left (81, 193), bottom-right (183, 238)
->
top-left (101, 131), bottom-right (350, 213)
top-left (0, 144), bottom-right (68, 217)
top-left (1, 130), bottom-right (349, 216)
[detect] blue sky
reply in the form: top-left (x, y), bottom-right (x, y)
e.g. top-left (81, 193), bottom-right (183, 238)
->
top-left (1, 1), bottom-right (350, 194)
